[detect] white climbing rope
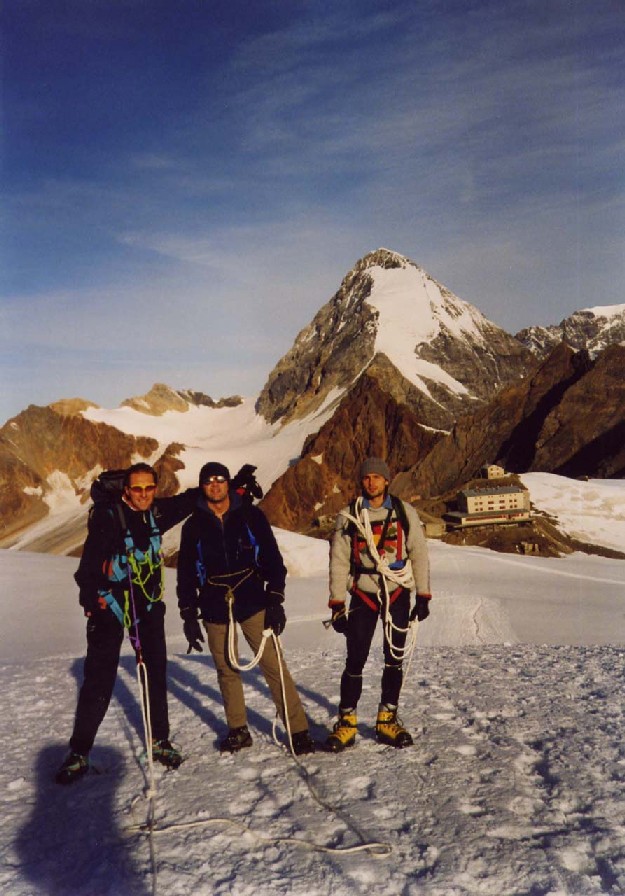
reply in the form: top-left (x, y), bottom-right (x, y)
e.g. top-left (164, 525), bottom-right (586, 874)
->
top-left (225, 591), bottom-right (272, 671)
top-left (341, 497), bottom-right (419, 665)
top-left (135, 656), bottom-right (158, 896)
top-left (123, 813), bottom-right (391, 857)
top-left (124, 568), bottom-right (394, 862)
top-left (125, 638), bottom-right (393, 859)
top-left (134, 603), bottom-right (393, 859)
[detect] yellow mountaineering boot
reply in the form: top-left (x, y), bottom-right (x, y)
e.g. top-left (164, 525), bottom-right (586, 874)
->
top-left (375, 704), bottom-right (413, 748)
top-left (324, 710), bottom-right (357, 753)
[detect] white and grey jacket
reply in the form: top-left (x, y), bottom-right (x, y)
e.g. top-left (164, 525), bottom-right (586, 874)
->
top-left (329, 495), bottom-right (431, 608)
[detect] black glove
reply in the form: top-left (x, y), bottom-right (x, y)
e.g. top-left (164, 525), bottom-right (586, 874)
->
top-left (410, 595), bottom-right (431, 622)
top-left (264, 601), bottom-right (286, 636)
top-left (79, 589), bottom-right (101, 617)
top-left (181, 608), bottom-right (204, 653)
top-left (331, 605), bottom-right (349, 635)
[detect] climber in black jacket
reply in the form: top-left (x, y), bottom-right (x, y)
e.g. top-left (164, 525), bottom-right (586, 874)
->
top-left (177, 461), bottom-right (315, 756)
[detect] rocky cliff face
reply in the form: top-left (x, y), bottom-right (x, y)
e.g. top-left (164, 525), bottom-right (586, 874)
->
top-left (0, 404), bottom-right (159, 545)
top-left (531, 343), bottom-right (625, 478)
top-left (392, 342), bottom-right (625, 501)
top-left (256, 248), bottom-right (534, 430)
top-left (260, 372), bottom-right (441, 535)
top-left (516, 305), bottom-right (625, 359)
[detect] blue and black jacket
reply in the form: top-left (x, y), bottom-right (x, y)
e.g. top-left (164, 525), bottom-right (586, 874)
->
top-left (75, 489), bottom-right (199, 624)
top-left (176, 492), bottom-right (286, 624)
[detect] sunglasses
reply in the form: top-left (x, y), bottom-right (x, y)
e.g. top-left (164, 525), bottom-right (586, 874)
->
top-left (202, 475), bottom-right (228, 484)
top-left (128, 484), bottom-right (157, 494)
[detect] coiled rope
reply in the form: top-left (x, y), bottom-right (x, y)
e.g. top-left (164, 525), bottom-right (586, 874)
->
top-left (341, 498), bottom-right (419, 672)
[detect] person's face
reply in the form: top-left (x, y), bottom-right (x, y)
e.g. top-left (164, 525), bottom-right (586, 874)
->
top-left (361, 473), bottom-right (388, 501)
top-left (124, 471), bottom-right (157, 511)
top-left (202, 475), bottom-right (229, 505)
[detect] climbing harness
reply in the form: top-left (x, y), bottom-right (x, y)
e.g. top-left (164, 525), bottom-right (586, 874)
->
top-left (99, 508), bottom-right (164, 629)
top-left (341, 497), bottom-right (419, 669)
top-left (123, 515), bottom-right (394, 870)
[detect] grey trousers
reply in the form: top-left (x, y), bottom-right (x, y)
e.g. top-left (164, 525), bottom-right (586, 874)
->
top-left (205, 610), bottom-right (308, 734)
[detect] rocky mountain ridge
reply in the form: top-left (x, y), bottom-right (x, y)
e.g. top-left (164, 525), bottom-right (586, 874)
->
top-left (262, 341), bottom-right (625, 538)
top-left (0, 384), bottom-right (240, 551)
top-left (121, 383), bottom-right (242, 416)
top-left (516, 305), bottom-right (625, 359)
top-left (1, 248), bottom-right (624, 555)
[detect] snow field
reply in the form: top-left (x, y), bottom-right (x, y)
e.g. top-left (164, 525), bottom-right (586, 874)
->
top-left (4, 641), bottom-right (625, 895)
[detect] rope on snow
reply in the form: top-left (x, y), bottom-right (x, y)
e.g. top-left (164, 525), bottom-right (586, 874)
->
top-left (124, 599), bottom-right (392, 859)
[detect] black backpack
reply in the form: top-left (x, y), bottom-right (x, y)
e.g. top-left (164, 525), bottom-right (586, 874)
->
top-left (231, 464), bottom-right (263, 503)
top-left (90, 468), bottom-right (127, 503)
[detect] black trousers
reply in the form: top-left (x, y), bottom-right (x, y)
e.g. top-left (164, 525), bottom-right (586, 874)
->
top-left (340, 588), bottom-right (410, 711)
top-left (70, 602), bottom-right (169, 755)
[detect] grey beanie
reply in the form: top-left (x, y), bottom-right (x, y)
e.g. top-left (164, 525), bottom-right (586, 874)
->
top-left (359, 457), bottom-right (391, 481)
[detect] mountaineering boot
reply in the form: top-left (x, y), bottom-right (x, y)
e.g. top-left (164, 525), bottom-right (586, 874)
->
top-left (55, 750), bottom-right (89, 785)
top-left (375, 705), bottom-right (413, 748)
top-left (152, 739), bottom-right (183, 769)
top-left (291, 729), bottom-right (316, 756)
top-left (324, 710), bottom-right (357, 753)
top-left (220, 725), bottom-right (253, 754)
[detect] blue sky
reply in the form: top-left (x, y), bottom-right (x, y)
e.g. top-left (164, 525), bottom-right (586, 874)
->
top-left (2, 0), bottom-right (623, 422)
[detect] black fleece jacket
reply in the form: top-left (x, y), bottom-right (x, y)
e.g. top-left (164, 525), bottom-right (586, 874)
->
top-left (176, 493), bottom-right (286, 624)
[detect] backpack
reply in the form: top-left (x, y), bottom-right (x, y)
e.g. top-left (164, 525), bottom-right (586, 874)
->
top-left (89, 468), bottom-right (128, 531)
top-left (231, 464), bottom-right (263, 503)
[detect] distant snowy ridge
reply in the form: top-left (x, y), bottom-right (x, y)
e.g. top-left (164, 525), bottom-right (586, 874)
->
top-left (2, 247), bottom-right (624, 558)
top-left (516, 304), bottom-right (625, 359)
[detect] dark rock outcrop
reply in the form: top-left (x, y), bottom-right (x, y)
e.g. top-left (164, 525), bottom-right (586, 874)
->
top-left (260, 372), bottom-right (441, 535)
top-left (532, 343), bottom-right (625, 478)
top-left (393, 342), bottom-right (625, 501)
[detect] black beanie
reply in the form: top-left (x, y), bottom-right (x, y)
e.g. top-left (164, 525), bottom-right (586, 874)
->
top-left (199, 462), bottom-right (231, 485)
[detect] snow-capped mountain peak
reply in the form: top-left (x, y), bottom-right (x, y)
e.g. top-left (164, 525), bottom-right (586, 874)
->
top-left (256, 248), bottom-right (533, 427)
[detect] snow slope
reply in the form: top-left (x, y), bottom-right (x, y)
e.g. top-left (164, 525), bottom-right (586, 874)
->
top-left (8, 396), bottom-right (342, 555)
top-left (82, 397), bottom-right (339, 495)
top-left (1, 483), bottom-right (625, 895)
top-left (367, 263), bottom-right (478, 398)
top-left (521, 474), bottom-right (625, 555)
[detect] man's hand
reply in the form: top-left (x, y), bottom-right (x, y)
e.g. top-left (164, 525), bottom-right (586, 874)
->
top-left (79, 589), bottom-right (101, 617)
top-left (409, 595), bottom-right (431, 622)
top-left (181, 608), bottom-right (205, 653)
top-left (330, 604), bottom-right (349, 635)
top-left (264, 603), bottom-right (286, 635)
